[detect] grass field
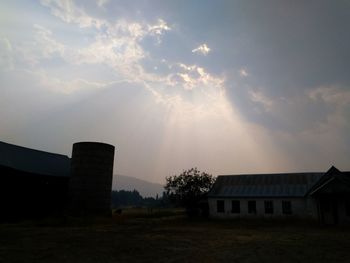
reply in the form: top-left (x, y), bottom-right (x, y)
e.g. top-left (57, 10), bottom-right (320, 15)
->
top-left (1, 208), bottom-right (350, 263)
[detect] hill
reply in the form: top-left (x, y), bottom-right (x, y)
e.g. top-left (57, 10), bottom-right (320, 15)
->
top-left (112, 175), bottom-right (164, 197)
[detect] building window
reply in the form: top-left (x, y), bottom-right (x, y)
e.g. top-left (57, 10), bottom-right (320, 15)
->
top-left (231, 200), bottom-right (240, 213)
top-left (217, 200), bottom-right (225, 213)
top-left (264, 201), bottom-right (274, 214)
top-left (248, 201), bottom-right (256, 214)
top-left (282, 201), bottom-right (292, 215)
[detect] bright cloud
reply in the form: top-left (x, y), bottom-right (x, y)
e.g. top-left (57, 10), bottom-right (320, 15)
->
top-left (166, 63), bottom-right (224, 91)
top-left (239, 68), bottom-right (249, 77)
top-left (19, 24), bottom-right (65, 66)
top-left (192, 43), bottom-right (211, 55)
top-left (12, 4), bottom-right (173, 93)
top-left (249, 88), bottom-right (273, 112)
top-left (97, 0), bottom-right (110, 8)
top-left (40, 0), bottom-right (106, 28)
top-left (308, 86), bottom-right (350, 107)
top-left (148, 19), bottom-right (171, 35)
top-left (13, 1), bottom-right (222, 109)
top-left (0, 37), bottom-right (14, 70)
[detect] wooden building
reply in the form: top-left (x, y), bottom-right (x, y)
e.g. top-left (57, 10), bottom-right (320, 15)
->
top-left (208, 166), bottom-right (350, 225)
top-left (0, 141), bottom-right (70, 221)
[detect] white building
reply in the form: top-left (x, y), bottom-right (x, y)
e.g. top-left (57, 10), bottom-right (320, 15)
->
top-left (208, 166), bottom-right (350, 225)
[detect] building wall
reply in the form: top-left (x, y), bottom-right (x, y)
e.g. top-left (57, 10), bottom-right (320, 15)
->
top-left (0, 165), bottom-right (70, 222)
top-left (337, 199), bottom-right (350, 224)
top-left (208, 197), bottom-right (318, 219)
top-left (318, 197), bottom-right (350, 225)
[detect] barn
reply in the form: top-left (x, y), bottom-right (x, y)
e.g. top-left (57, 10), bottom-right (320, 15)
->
top-left (0, 141), bottom-right (71, 220)
top-left (208, 166), bottom-right (350, 225)
top-left (0, 141), bottom-right (115, 221)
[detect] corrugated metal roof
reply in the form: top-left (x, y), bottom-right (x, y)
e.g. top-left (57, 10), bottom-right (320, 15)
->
top-left (0, 141), bottom-right (70, 177)
top-left (208, 172), bottom-right (324, 197)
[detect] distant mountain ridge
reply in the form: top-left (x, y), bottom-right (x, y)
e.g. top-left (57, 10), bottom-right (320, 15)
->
top-left (112, 174), bottom-right (164, 198)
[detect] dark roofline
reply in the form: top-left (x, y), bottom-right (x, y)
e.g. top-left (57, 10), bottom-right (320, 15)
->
top-left (0, 164), bottom-right (70, 178)
top-left (306, 166), bottom-right (340, 196)
top-left (308, 166), bottom-right (350, 196)
top-left (207, 195), bottom-right (306, 199)
top-left (217, 172), bottom-right (324, 177)
top-left (308, 177), bottom-right (335, 196)
top-left (0, 141), bottom-right (70, 159)
top-left (0, 141), bottom-right (70, 177)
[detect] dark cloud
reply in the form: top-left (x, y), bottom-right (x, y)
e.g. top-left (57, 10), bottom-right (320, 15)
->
top-left (209, 0), bottom-right (350, 132)
top-left (237, 0), bottom-right (350, 90)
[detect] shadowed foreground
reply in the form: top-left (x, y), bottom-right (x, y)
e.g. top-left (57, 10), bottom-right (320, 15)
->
top-left (1, 211), bottom-right (350, 263)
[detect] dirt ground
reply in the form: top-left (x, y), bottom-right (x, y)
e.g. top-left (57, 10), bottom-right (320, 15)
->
top-left (1, 211), bottom-right (350, 263)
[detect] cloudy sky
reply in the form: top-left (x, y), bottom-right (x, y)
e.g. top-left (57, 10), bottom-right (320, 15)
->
top-left (1, 0), bottom-right (350, 184)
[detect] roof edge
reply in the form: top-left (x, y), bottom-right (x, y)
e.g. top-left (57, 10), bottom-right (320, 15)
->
top-left (217, 172), bottom-right (324, 177)
top-left (0, 141), bottom-right (70, 159)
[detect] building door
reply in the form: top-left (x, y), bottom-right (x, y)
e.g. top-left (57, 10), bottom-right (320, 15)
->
top-left (320, 199), bottom-right (338, 225)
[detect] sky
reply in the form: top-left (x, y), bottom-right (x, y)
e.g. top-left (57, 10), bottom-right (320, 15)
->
top-left (1, 0), bottom-right (350, 184)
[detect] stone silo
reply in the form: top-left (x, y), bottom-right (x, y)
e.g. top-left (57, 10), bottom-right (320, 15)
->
top-left (69, 142), bottom-right (115, 216)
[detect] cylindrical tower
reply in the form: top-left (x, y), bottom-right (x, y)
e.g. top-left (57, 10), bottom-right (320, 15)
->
top-left (69, 142), bottom-right (115, 216)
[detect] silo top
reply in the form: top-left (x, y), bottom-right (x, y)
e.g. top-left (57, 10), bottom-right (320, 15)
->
top-left (72, 142), bottom-right (115, 154)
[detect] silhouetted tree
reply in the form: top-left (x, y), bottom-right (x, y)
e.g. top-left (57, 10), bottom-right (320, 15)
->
top-left (164, 168), bottom-right (215, 216)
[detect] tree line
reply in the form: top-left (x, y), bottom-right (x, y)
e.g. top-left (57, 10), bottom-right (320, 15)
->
top-left (111, 190), bottom-right (170, 208)
top-left (112, 168), bottom-right (216, 216)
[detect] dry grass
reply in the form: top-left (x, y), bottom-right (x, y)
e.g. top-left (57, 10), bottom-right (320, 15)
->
top-left (1, 209), bottom-right (350, 263)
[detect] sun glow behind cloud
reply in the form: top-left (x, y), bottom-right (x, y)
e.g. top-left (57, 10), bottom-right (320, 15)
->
top-left (0, 0), bottom-right (293, 182)
top-left (150, 85), bottom-right (292, 179)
